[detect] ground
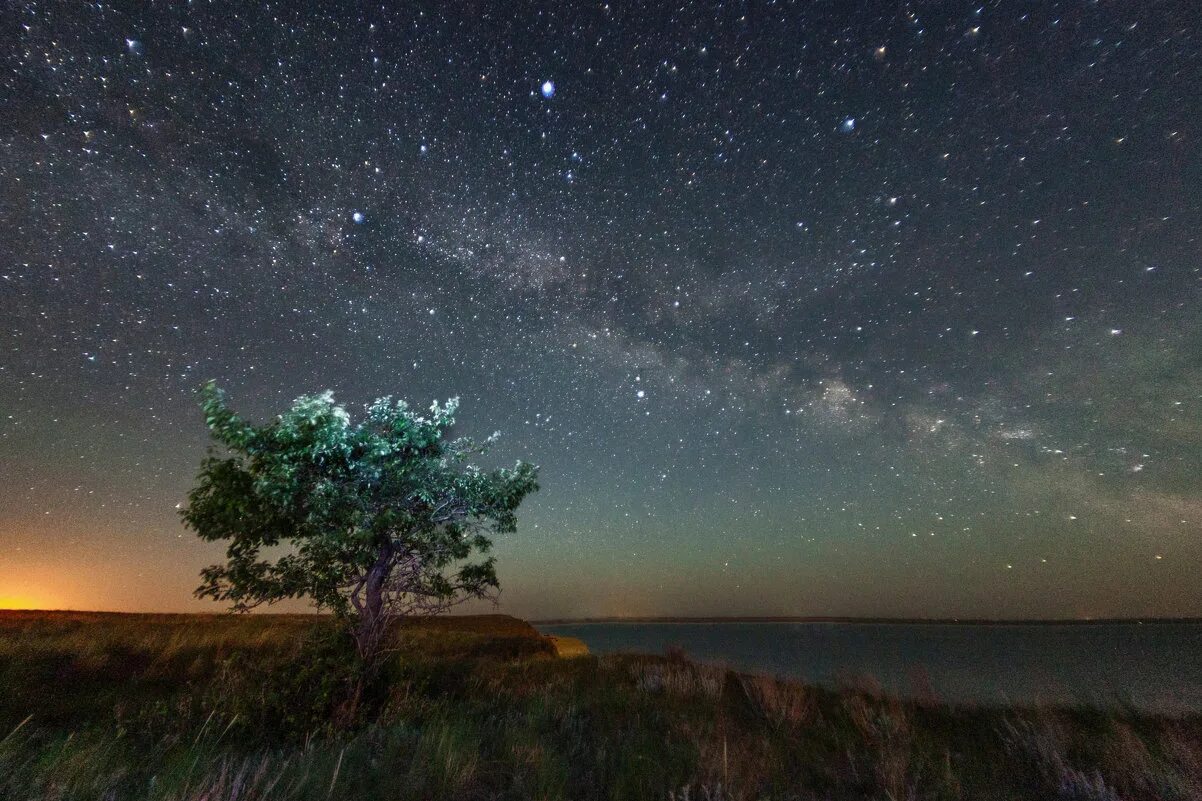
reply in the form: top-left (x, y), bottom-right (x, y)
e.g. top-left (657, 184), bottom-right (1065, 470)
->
top-left (1, 611), bottom-right (1200, 800)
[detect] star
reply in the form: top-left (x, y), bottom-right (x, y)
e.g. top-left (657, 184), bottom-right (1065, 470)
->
top-left (3, 0), bottom-right (1199, 623)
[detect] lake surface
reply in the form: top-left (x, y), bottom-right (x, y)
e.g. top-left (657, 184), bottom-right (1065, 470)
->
top-left (536, 621), bottom-right (1202, 713)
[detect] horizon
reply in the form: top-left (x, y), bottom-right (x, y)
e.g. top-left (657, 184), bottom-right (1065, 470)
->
top-left (5, 607), bottom-right (1202, 625)
top-left (3, 2), bottom-right (1201, 619)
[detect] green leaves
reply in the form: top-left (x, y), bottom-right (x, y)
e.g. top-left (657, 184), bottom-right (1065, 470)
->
top-left (181, 383), bottom-right (539, 651)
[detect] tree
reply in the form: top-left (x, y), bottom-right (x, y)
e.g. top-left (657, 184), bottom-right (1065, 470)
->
top-left (181, 382), bottom-right (539, 665)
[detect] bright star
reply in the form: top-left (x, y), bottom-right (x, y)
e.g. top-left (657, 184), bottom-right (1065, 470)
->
top-left (541, 80), bottom-right (555, 98)
top-left (352, 211), bottom-right (365, 224)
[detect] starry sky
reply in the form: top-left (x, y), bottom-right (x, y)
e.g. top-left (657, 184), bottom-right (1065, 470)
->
top-left (2, 1), bottom-right (1200, 619)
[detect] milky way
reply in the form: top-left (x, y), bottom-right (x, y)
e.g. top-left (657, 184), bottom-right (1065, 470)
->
top-left (2, 1), bottom-right (1200, 618)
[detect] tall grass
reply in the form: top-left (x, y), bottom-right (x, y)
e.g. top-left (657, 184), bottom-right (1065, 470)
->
top-left (1, 611), bottom-right (1200, 800)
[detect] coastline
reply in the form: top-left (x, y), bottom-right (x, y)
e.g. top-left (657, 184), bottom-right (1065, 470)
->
top-left (533, 615), bottom-right (1202, 626)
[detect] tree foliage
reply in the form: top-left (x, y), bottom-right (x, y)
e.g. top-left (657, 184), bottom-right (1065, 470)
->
top-left (181, 382), bottom-right (539, 660)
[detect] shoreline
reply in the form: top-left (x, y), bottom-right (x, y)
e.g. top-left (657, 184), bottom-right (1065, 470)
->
top-left (5, 610), bottom-right (1201, 627)
top-left (533, 615), bottom-right (1202, 626)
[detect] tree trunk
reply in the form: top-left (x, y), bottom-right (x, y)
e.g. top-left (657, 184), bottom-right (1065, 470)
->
top-left (358, 582), bottom-right (381, 660)
top-left (343, 548), bottom-right (393, 725)
top-left (355, 551), bottom-right (391, 663)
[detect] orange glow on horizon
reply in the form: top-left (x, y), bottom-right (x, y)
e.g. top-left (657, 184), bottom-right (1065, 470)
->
top-left (0, 594), bottom-right (58, 611)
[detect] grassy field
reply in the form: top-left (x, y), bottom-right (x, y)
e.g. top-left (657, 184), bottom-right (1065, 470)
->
top-left (1, 611), bottom-right (1200, 800)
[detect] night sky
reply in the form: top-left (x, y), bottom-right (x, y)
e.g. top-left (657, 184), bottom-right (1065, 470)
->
top-left (2, 1), bottom-right (1200, 619)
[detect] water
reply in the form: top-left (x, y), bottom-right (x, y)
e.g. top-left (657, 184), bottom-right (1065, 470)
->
top-left (536, 621), bottom-right (1202, 713)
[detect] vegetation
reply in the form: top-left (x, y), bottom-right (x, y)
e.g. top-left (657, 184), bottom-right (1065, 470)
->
top-left (3, 611), bottom-right (1201, 800)
top-left (182, 383), bottom-right (538, 664)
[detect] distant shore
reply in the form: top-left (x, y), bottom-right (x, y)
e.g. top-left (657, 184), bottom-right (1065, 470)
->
top-left (5, 610), bottom-right (1200, 627)
top-left (532, 615), bottom-right (1202, 626)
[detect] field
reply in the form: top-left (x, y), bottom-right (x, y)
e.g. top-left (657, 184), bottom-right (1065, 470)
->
top-left (2, 611), bottom-right (1201, 800)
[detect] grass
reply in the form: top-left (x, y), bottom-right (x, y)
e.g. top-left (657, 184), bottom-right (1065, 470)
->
top-left (1, 611), bottom-right (1200, 800)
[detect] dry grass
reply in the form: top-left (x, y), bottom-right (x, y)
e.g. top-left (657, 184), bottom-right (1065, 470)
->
top-left (841, 676), bottom-right (917, 800)
top-left (736, 674), bottom-right (814, 729)
top-left (1002, 712), bottom-right (1202, 801)
top-left (2, 611), bottom-right (1201, 800)
top-left (631, 660), bottom-right (725, 700)
top-left (546, 635), bottom-right (590, 658)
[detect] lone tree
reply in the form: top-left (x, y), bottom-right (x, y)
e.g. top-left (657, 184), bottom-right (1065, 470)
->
top-left (181, 382), bottom-right (538, 664)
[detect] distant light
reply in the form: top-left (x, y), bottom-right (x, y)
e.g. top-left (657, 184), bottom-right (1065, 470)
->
top-left (636, 389), bottom-right (645, 399)
top-left (840, 116), bottom-right (856, 133)
top-left (541, 80), bottom-right (555, 98)
top-left (125, 38), bottom-right (142, 55)
top-left (352, 211), bottom-right (365, 224)
top-left (0, 594), bottom-right (53, 611)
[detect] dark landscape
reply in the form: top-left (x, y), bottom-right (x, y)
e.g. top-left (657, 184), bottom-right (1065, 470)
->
top-left (4, 610), bottom-right (1202, 800)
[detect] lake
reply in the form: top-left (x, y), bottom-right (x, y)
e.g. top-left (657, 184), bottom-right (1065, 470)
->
top-left (535, 621), bottom-right (1202, 713)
